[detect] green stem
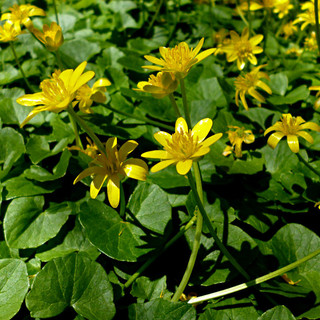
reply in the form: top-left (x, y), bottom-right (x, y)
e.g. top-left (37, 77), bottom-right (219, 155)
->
top-left (171, 163), bottom-right (204, 302)
top-left (247, 0), bottom-right (251, 37)
top-left (168, 93), bottom-right (181, 117)
top-left (103, 104), bottom-right (174, 131)
top-left (124, 214), bottom-right (198, 288)
top-left (314, 0), bottom-right (320, 55)
top-left (68, 112), bottom-right (83, 148)
top-left (52, 0), bottom-right (60, 24)
top-left (180, 78), bottom-right (191, 128)
top-left (187, 171), bottom-right (251, 281)
top-left (67, 105), bottom-right (106, 155)
top-left (10, 42), bottom-right (33, 92)
top-left (119, 182), bottom-right (126, 217)
top-left (55, 50), bottom-right (64, 70)
top-left (297, 152), bottom-right (320, 178)
top-left (189, 247), bottom-right (320, 304)
top-left (147, 0), bottom-right (163, 36)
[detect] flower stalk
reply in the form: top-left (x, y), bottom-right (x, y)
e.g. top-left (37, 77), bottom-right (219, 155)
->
top-left (52, 0), bottom-right (60, 24)
top-left (189, 247), bottom-right (320, 304)
top-left (124, 214), bottom-right (198, 288)
top-left (187, 170), bottom-right (251, 281)
top-left (314, 0), bottom-right (320, 55)
top-left (171, 162), bottom-right (203, 302)
top-left (169, 93), bottom-right (181, 117)
top-left (180, 78), bottom-right (192, 128)
top-left (297, 152), bottom-right (320, 178)
top-left (67, 105), bottom-right (106, 155)
top-left (10, 42), bottom-right (33, 92)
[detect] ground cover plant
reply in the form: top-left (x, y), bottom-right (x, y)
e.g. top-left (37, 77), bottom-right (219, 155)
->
top-left (1, 0), bottom-right (320, 319)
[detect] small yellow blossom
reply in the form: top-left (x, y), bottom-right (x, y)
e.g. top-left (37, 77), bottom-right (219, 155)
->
top-left (293, 1), bottom-right (318, 31)
top-left (217, 28), bottom-right (263, 70)
top-left (134, 72), bottom-right (178, 99)
top-left (74, 137), bottom-right (148, 208)
top-left (264, 113), bottom-right (320, 153)
top-left (142, 117), bottom-right (222, 175)
top-left (285, 46), bottom-right (303, 56)
top-left (1, 4), bottom-right (45, 30)
top-left (143, 38), bottom-right (215, 79)
top-left (281, 274), bottom-right (301, 285)
top-left (214, 28), bottom-right (229, 46)
top-left (304, 32), bottom-right (318, 51)
top-left (32, 22), bottom-right (64, 52)
top-left (273, 0), bottom-right (294, 19)
top-left (234, 65), bottom-right (272, 110)
top-left (223, 126), bottom-right (255, 158)
top-left (0, 21), bottom-right (21, 42)
top-left (281, 21), bottom-right (297, 40)
top-left (309, 85), bottom-right (320, 109)
top-left (69, 137), bottom-right (99, 159)
top-left (238, 0), bottom-right (275, 11)
top-left (75, 78), bottom-right (111, 113)
top-left (17, 61), bottom-right (95, 127)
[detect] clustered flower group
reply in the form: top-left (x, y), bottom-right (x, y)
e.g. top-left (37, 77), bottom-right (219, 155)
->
top-left (6, 0), bottom-right (320, 209)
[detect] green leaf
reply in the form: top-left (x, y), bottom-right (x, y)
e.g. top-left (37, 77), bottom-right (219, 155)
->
top-left (147, 166), bottom-right (189, 188)
top-left (24, 149), bottom-right (71, 182)
top-left (130, 276), bottom-right (171, 302)
top-left (3, 176), bottom-right (57, 200)
top-left (269, 73), bottom-right (288, 96)
top-left (139, 96), bottom-right (176, 121)
top-left (258, 306), bottom-right (296, 320)
top-left (26, 253), bottom-right (115, 320)
top-left (268, 85), bottom-right (309, 105)
top-left (128, 182), bottom-right (171, 234)
top-left (36, 219), bottom-right (100, 262)
top-left (4, 196), bottom-right (71, 248)
top-left (59, 39), bottom-right (101, 68)
top-left (199, 297), bottom-right (259, 320)
top-left (239, 107), bottom-right (277, 129)
top-left (0, 259), bottom-right (29, 320)
top-left (128, 299), bottom-right (196, 320)
top-left (79, 199), bottom-right (161, 262)
top-left (227, 152), bottom-right (264, 175)
top-left (0, 127), bottom-right (25, 180)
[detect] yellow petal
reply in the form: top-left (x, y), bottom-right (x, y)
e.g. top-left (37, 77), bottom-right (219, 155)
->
top-left (90, 171), bottom-right (108, 199)
top-left (74, 166), bottom-right (104, 184)
top-left (73, 71), bottom-right (95, 93)
top-left (248, 88), bottom-right (265, 103)
top-left (193, 48), bottom-right (215, 64)
top-left (299, 122), bottom-right (320, 132)
top-left (119, 140), bottom-right (138, 162)
top-left (192, 38), bottom-right (204, 58)
top-left (122, 158), bottom-right (148, 181)
top-left (175, 117), bottom-right (188, 134)
top-left (107, 175), bottom-right (120, 208)
top-left (154, 131), bottom-right (172, 148)
top-left (93, 78), bottom-right (111, 89)
top-left (267, 132), bottom-right (285, 149)
top-left (240, 91), bottom-right (249, 110)
top-left (141, 65), bottom-right (163, 71)
top-left (69, 61), bottom-right (87, 89)
top-left (248, 54), bottom-right (257, 65)
top-left (141, 150), bottom-right (172, 159)
top-left (192, 118), bottom-right (212, 142)
top-left (297, 131), bottom-right (314, 144)
top-left (16, 92), bottom-right (46, 106)
top-left (176, 159), bottom-right (193, 175)
top-left (192, 147), bottom-right (211, 158)
top-left (144, 55), bottom-right (165, 66)
top-left (200, 133), bottom-right (223, 148)
top-left (256, 80), bottom-right (272, 95)
top-left (20, 108), bottom-right (42, 127)
top-left (287, 135), bottom-right (299, 153)
top-left (150, 159), bottom-right (177, 172)
top-left (250, 34), bottom-right (263, 46)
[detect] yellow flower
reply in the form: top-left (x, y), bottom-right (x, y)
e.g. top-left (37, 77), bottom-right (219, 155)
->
top-left (304, 31), bottom-right (318, 51)
top-left (134, 72), bottom-right (178, 99)
top-left (69, 137), bottom-right (99, 159)
top-left (285, 45), bottom-right (303, 56)
top-left (264, 113), bottom-right (320, 153)
top-left (223, 126), bottom-right (255, 158)
top-left (238, 0), bottom-right (275, 11)
top-left (273, 0), bottom-right (294, 19)
top-left (293, 1), bottom-right (318, 31)
top-left (74, 137), bottom-right (148, 208)
top-left (281, 21), bottom-right (297, 40)
top-left (309, 85), bottom-right (320, 109)
top-left (142, 117), bottom-right (223, 175)
top-left (17, 61), bottom-right (95, 127)
top-left (218, 28), bottom-right (263, 70)
top-left (1, 4), bottom-right (45, 30)
top-left (75, 78), bottom-right (111, 113)
top-left (234, 65), bottom-right (272, 110)
top-left (32, 22), bottom-right (64, 52)
top-left (0, 21), bottom-right (21, 42)
top-left (143, 38), bottom-right (215, 79)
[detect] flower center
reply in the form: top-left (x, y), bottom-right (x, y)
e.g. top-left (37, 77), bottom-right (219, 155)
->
top-left (281, 116), bottom-right (299, 135)
top-left (162, 45), bottom-right (193, 72)
top-left (234, 40), bottom-right (253, 58)
top-left (165, 129), bottom-right (199, 160)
